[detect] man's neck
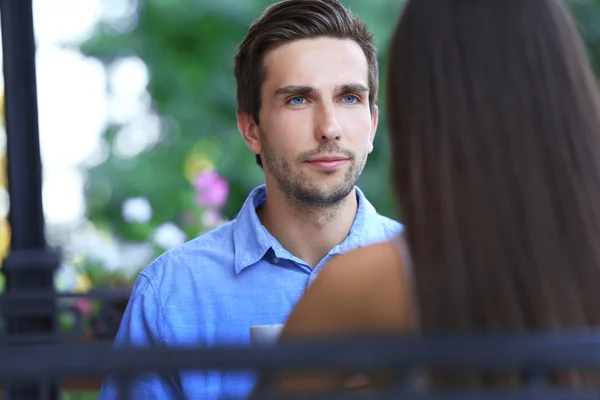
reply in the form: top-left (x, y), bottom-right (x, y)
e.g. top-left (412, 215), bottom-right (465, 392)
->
top-left (257, 185), bottom-right (359, 268)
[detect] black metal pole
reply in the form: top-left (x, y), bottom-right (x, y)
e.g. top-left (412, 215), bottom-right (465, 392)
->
top-left (0, 0), bottom-right (60, 399)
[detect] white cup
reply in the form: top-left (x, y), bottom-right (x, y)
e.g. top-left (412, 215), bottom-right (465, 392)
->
top-left (249, 324), bottom-right (284, 347)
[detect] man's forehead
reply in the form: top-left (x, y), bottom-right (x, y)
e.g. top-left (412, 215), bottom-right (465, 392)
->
top-left (261, 38), bottom-right (369, 92)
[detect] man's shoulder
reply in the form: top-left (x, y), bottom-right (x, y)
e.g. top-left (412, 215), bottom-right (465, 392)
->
top-left (376, 213), bottom-right (404, 238)
top-left (139, 220), bottom-right (238, 289)
top-left (355, 186), bottom-right (403, 241)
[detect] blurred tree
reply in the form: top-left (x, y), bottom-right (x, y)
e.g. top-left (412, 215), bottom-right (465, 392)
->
top-left (78, 0), bottom-right (600, 245)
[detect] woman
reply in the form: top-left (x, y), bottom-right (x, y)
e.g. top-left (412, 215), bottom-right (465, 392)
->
top-left (252, 0), bottom-right (600, 395)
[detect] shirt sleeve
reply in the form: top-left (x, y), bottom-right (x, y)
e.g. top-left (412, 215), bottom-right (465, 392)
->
top-left (97, 272), bottom-right (183, 399)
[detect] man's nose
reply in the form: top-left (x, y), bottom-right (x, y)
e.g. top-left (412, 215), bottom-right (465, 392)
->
top-left (314, 103), bottom-right (342, 141)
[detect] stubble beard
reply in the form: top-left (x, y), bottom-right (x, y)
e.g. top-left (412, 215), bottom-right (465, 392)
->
top-left (259, 131), bottom-right (367, 212)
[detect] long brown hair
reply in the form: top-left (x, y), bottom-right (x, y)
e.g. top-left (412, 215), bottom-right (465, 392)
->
top-left (387, 0), bottom-right (600, 339)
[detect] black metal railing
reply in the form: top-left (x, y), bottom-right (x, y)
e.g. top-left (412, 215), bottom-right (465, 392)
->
top-left (3, 1), bottom-right (600, 399)
top-left (0, 309), bottom-right (600, 400)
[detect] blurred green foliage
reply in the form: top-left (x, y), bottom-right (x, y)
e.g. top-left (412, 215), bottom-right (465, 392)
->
top-left (61, 391), bottom-right (98, 400)
top-left (570, 0), bottom-right (600, 76)
top-left (78, 0), bottom-right (600, 244)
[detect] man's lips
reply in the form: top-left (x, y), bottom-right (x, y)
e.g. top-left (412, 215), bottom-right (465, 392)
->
top-left (305, 156), bottom-right (350, 170)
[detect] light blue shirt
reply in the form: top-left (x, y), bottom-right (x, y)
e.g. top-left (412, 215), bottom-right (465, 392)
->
top-left (98, 185), bottom-right (402, 399)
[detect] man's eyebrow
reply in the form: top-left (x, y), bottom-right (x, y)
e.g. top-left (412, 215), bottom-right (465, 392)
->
top-left (335, 83), bottom-right (369, 94)
top-left (274, 83), bottom-right (369, 97)
top-left (274, 85), bottom-right (317, 96)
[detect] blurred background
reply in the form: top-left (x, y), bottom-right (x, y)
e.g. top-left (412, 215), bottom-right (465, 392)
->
top-left (0, 0), bottom-right (599, 396)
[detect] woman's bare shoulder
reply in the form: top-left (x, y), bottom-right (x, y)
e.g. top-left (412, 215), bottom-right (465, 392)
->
top-left (316, 239), bottom-right (402, 285)
top-left (282, 236), bottom-right (414, 336)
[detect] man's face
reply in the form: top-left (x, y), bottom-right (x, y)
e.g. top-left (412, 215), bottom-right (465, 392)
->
top-left (255, 37), bottom-right (378, 207)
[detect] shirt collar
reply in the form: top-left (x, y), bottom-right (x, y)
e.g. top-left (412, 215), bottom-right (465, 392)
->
top-left (232, 184), bottom-right (389, 274)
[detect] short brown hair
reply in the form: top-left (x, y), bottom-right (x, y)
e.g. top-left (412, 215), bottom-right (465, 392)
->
top-left (234, 0), bottom-right (379, 167)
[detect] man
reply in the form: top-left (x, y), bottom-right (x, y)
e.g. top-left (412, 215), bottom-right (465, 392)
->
top-left (98, 0), bottom-right (402, 398)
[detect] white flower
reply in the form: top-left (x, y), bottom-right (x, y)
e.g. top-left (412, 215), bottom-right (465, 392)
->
top-left (65, 224), bottom-right (121, 271)
top-left (63, 223), bottom-right (154, 275)
top-left (118, 242), bottom-right (155, 276)
top-left (122, 197), bottom-right (152, 223)
top-left (153, 222), bottom-right (187, 250)
top-left (54, 262), bottom-right (78, 292)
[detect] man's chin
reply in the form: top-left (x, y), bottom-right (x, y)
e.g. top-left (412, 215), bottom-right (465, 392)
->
top-left (293, 186), bottom-right (355, 206)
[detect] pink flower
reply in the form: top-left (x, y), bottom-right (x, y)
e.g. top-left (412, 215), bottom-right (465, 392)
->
top-left (193, 170), bottom-right (229, 208)
top-left (76, 298), bottom-right (94, 316)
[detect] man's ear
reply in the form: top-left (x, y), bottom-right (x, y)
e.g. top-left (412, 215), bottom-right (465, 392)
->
top-left (368, 104), bottom-right (379, 153)
top-left (237, 111), bottom-right (261, 156)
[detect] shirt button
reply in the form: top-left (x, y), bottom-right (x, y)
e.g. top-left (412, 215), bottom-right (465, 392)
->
top-left (272, 257), bottom-right (279, 264)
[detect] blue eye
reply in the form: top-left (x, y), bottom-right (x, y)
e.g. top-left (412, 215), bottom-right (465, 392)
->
top-left (342, 95), bottom-right (359, 104)
top-left (288, 96), bottom-right (306, 105)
